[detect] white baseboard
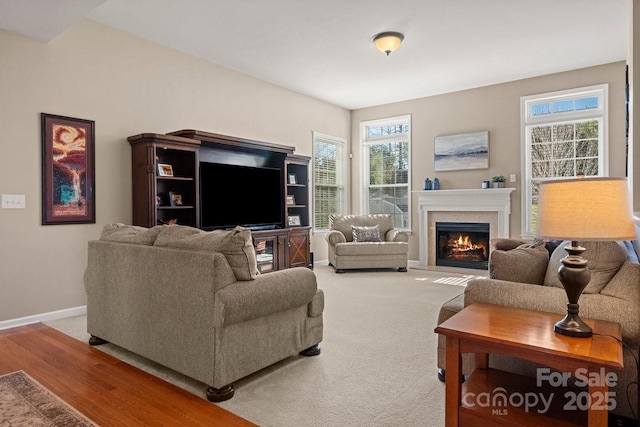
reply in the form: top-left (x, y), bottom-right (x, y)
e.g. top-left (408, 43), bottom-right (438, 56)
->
top-left (408, 260), bottom-right (421, 268)
top-left (0, 306), bottom-right (87, 331)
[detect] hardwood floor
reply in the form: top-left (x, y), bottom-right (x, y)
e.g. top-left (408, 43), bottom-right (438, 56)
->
top-left (0, 323), bottom-right (257, 426)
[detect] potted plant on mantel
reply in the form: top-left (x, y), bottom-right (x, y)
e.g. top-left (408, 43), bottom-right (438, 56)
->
top-left (492, 175), bottom-right (506, 188)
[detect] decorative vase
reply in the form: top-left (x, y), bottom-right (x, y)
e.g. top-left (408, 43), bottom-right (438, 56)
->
top-left (492, 182), bottom-right (504, 188)
top-left (424, 178), bottom-right (432, 190)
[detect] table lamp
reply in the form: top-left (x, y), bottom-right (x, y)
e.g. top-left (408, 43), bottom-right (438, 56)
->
top-left (536, 177), bottom-right (636, 338)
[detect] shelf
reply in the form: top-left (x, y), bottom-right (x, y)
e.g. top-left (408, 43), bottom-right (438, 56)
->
top-left (157, 176), bottom-right (194, 182)
top-left (157, 206), bottom-right (194, 210)
top-left (460, 368), bottom-right (587, 426)
top-left (128, 133), bottom-right (200, 228)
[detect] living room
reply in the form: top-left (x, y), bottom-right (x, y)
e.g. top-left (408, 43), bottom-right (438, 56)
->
top-left (0, 1), bottom-right (639, 426)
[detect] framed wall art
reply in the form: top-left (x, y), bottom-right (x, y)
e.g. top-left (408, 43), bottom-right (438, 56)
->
top-left (157, 163), bottom-right (174, 177)
top-left (434, 131), bottom-right (489, 172)
top-left (169, 192), bottom-right (183, 206)
top-left (287, 214), bottom-right (301, 226)
top-left (41, 113), bottom-right (95, 225)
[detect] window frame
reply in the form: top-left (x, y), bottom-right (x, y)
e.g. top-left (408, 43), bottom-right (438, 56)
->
top-left (312, 131), bottom-right (347, 232)
top-left (359, 114), bottom-right (411, 230)
top-left (520, 84), bottom-right (608, 239)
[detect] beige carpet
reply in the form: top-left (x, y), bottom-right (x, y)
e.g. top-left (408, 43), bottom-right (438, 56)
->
top-left (0, 370), bottom-right (98, 426)
top-left (46, 265), bottom-right (483, 427)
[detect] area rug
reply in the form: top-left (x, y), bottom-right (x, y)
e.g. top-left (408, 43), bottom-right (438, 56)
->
top-left (0, 370), bottom-right (97, 426)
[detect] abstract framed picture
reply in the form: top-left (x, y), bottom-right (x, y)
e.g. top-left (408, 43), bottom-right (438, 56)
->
top-left (41, 113), bottom-right (95, 225)
top-left (434, 131), bottom-right (489, 172)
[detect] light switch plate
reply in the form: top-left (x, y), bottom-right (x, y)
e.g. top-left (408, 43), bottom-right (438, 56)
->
top-left (1, 194), bottom-right (26, 209)
top-left (509, 174), bottom-right (517, 183)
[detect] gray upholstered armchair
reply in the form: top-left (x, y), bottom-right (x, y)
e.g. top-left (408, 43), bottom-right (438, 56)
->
top-left (325, 213), bottom-right (409, 273)
top-left (435, 231), bottom-right (640, 421)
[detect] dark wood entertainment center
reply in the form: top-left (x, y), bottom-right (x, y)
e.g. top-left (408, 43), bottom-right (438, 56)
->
top-left (128, 130), bottom-right (312, 272)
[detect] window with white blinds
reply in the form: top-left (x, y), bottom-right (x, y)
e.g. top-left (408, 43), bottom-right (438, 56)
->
top-left (360, 115), bottom-right (411, 229)
top-left (521, 85), bottom-right (608, 238)
top-left (313, 132), bottom-right (346, 231)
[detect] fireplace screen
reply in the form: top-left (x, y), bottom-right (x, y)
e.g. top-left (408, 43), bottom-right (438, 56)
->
top-left (436, 222), bottom-right (489, 270)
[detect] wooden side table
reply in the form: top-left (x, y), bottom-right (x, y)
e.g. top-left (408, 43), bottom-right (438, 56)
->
top-left (434, 303), bottom-right (624, 427)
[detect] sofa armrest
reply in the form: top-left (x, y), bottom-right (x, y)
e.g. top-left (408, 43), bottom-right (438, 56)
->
top-left (215, 267), bottom-right (319, 326)
top-left (465, 279), bottom-right (640, 346)
top-left (385, 229), bottom-right (408, 242)
top-left (325, 229), bottom-right (347, 246)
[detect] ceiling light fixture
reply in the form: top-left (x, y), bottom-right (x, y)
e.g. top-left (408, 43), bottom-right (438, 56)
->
top-left (373, 31), bottom-right (404, 56)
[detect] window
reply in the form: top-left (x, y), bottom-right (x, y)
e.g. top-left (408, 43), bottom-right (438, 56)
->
top-left (313, 132), bottom-right (346, 231)
top-left (360, 115), bottom-right (411, 229)
top-left (521, 85), bottom-right (608, 238)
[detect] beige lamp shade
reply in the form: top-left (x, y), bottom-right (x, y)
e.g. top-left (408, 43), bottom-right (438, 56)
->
top-left (373, 32), bottom-right (404, 55)
top-left (536, 177), bottom-right (636, 241)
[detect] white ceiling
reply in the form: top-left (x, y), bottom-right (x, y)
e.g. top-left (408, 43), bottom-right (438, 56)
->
top-left (0, 0), bottom-right (630, 110)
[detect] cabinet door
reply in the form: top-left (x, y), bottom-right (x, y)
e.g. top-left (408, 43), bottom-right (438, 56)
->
top-left (253, 235), bottom-right (278, 273)
top-left (288, 227), bottom-right (311, 269)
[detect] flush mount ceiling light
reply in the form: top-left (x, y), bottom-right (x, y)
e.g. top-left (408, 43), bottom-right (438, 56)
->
top-left (373, 31), bottom-right (404, 56)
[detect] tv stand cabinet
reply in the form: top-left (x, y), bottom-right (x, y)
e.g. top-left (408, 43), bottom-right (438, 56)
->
top-left (128, 130), bottom-right (312, 272)
top-left (252, 227), bottom-right (312, 273)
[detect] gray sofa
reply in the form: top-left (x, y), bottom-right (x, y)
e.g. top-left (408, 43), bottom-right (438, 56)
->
top-left (84, 224), bottom-right (324, 402)
top-left (435, 223), bottom-right (640, 421)
top-left (325, 213), bottom-right (409, 273)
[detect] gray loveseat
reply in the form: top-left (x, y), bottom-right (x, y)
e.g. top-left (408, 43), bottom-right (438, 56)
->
top-left (435, 223), bottom-right (640, 421)
top-left (84, 224), bottom-right (324, 402)
top-left (325, 213), bottom-right (409, 273)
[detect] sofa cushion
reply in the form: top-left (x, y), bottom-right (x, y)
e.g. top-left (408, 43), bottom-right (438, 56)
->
top-left (351, 224), bottom-right (382, 242)
top-left (100, 223), bottom-right (162, 245)
top-left (544, 240), bottom-right (628, 294)
top-left (329, 214), bottom-right (393, 242)
top-left (599, 261), bottom-right (640, 302)
top-left (334, 241), bottom-right (408, 256)
top-left (154, 225), bottom-right (258, 281)
top-left (489, 239), bottom-right (548, 284)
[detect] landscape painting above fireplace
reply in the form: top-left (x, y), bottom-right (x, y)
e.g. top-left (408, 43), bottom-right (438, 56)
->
top-left (434, 131), bottom-right (489, 172)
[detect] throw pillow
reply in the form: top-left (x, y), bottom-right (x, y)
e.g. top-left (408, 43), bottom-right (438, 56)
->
top-left (100, 223), bottom-right (162, 245)
top-left (351, 225), bottom-right (382, 242)
top-left (489, 239), bottom-right (548, 284)
top-left (543, 241), bottom-right (628, 294)
top-left (329, 214), bottom-right (392, 242)
top-left (154, 225), bottom-right (259, 281)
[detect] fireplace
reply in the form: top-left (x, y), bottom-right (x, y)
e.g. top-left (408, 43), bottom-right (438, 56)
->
top-left (436, 222), bottom-right (489, 270)
top-left (415, 188), bottom-right (514, 268)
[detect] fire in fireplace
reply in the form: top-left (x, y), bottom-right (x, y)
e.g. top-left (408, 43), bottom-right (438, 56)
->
top-left (436, 222), bottom-right (489, 270)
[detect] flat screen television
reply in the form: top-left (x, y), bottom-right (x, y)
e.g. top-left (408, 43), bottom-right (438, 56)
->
top-left (200, 162), bottom-right (283, 230)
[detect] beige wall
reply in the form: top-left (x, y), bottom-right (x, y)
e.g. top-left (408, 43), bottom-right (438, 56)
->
top-left (0, 19), bottom-right (350, 322)
top-left (350, 62), bottom-right (627, 261)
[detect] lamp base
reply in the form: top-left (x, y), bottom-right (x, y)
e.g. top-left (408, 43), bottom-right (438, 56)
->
top-left (554, 304), bottom-right (593, 338)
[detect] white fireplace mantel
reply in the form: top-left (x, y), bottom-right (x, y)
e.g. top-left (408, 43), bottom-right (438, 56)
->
top-left (414, 188), bottom-right (515, 268)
